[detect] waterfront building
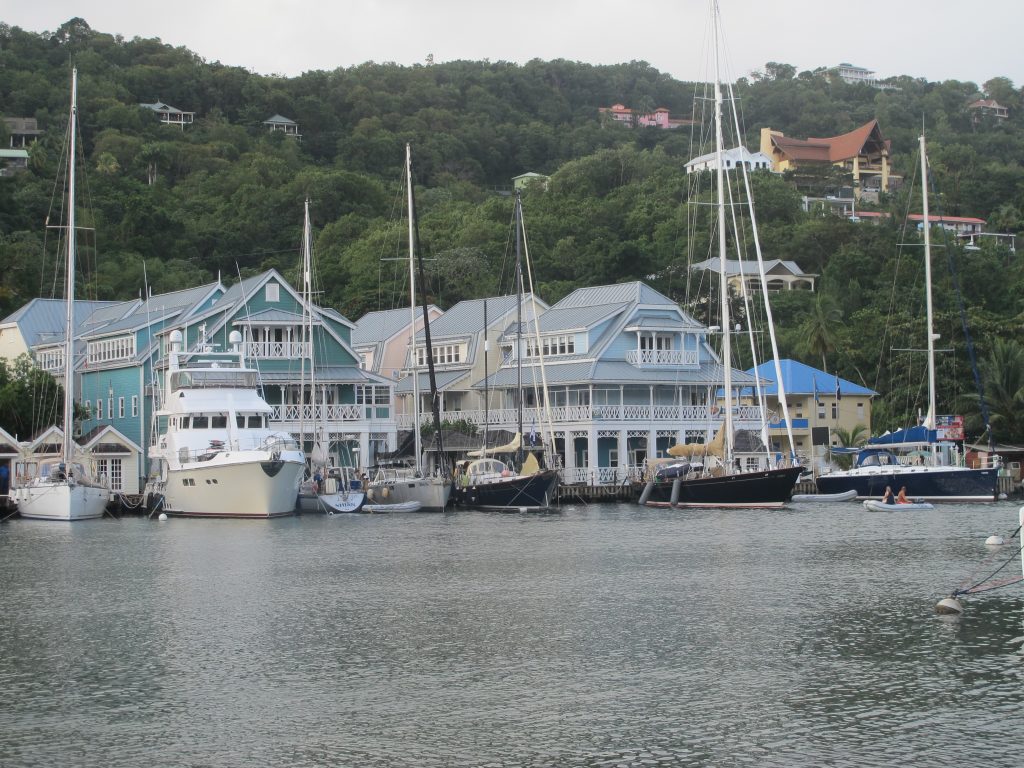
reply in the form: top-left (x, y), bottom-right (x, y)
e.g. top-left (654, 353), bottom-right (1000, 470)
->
top-left (5, 271), bottom-right (395, 492)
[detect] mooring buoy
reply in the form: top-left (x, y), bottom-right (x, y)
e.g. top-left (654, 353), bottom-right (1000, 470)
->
top-left (158, 512), bottom-right (168, 521)
top-left (985, 534), bottom-right (1005, 546)
top-left (935, 596), bottom-right (964, 614)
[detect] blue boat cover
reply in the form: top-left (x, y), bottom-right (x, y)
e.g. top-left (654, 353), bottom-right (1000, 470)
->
top-left (867, 426), bottom-right (937, 445)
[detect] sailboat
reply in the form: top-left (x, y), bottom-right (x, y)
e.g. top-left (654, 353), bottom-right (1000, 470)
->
top-left (452, 191), bottom-right (560, 511)
top-left (13, 68), bottom-right (110, 521)
top-left (639, 3), bottom-right (803, 509)
top-left (365, 144), bottom-right (451, 512)
top-left (815, 135), bottom-right (999, 502)
top-left (294, 201), bottom-right (365, 514)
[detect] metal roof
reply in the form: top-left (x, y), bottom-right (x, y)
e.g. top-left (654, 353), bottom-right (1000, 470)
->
top-left (425, 294), bottom-right (538, 338)
top-left (553, 281), bottom-right (677, 309)
top-left (746, 359), bottom-right (876, 397)
top-left (394, 368), bottom-right (471, 393)
top-left (1, 298), bottom-right (122, 347)
top-left (352, 305), bottom-right (441, 346)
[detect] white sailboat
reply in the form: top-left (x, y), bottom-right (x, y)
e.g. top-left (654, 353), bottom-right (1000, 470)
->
top-left (294, 200), bottom-right (365, 513)
top-left (815, 135), bottom-right (999, 502)
top-left (14, 68), bottom-right (109, 521)
top-left (365, 144), bottom-right (451, 512)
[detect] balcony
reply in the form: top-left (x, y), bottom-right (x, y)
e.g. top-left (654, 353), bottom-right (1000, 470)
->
top-left (625, 349), bottom-right (699, 367)
top-left (395, 404), bottom-right (765, 429)
top-left (246, 341), bottom-right (311, 359)
top-left (269, 403), bottom-right (374, 423)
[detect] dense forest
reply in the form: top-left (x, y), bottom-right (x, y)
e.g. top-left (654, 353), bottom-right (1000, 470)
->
top-left (3, 18), bottom-right (1024, 442)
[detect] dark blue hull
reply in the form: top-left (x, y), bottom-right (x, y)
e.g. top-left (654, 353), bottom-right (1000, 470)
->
top-left (453, 470), bottom-right (559, 511)
top-left (815, 467), bottom-right (997, 502)
top-left (640, 466), bottom-right (803, 508)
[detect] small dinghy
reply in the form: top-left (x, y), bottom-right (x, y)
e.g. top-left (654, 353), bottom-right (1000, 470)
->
top-left (791, 489), bottom-right (857, 503)
top-left (862, 499), bottom-right (934, 512)
top-left (361, 500), bottom-right (422, 514)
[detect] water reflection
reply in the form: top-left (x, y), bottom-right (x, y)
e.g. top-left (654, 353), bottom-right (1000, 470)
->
top-left (1, 503), bottom-right (1022, 766)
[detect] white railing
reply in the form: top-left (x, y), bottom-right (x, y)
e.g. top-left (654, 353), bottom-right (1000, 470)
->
top-left (396, 404), bottom-right (763, 428)
top-left (246, 341), bottom-right (311, 359)
top-left (270, 403), bottom-right (367, 422)
top-left (625, 349), bottom-right (699, 367)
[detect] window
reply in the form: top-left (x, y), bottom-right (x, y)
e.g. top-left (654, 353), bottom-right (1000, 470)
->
top-left (192, 416), bottom-right (209, 428)
top-left (131, 396), bottom-right (138, 417)
top-left (87, 335), bottom-right (136, 365)
top-left (118, 397), bottom-right (125, 418)
top-left (857, 402), bottom-right (865, 419)
top-left (266, 283), bottom-right (280, 302)
top-left (528, 334), bottom-right (575, 358)
top-left (831, 403), bottom-right (838, 420)
top-left (107, 398), bottom-right (113, 419)
top-left (356, 386), bottom-right (390, 405)
top-left (415, 344), bottom-right (462, 367)
top-left (211, 415), bottom-right (228, 429)
top-left (97, 399), bottom-right (103, 419)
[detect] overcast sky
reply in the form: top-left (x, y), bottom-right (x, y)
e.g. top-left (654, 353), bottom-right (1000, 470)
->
top-left (5, 1), bottom-right (1022, 88)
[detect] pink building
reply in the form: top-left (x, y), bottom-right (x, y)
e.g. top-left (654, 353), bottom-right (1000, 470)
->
top-left (599, 104), bottom-right (694, 129)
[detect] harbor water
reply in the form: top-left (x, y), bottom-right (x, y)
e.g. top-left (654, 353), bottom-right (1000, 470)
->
top-left (2, 501), bottom-right (1023, 766)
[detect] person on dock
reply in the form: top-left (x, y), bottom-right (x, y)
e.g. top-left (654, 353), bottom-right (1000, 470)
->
top-left (882, 486), bottom-right (895, 505)
top-left (896, 486), bottom-right (910, 504)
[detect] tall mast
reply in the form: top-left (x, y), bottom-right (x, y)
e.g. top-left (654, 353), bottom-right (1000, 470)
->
top-left (406, 143), bottom-right (423, 474)
top-left (62, 68), bottom-right (78, 466)
top-left (920, 134), bottom-right (937, 431)
top-left (301, 199), bottom-right (318, 463)
top-left (410, 150), bottom-right (446, 474)
top-left (712, 4), bottom-right (734, 465)
top-left (514, 191), bottom-right (525, 468)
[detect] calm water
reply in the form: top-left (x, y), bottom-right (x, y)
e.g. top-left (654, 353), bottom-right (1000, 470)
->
top-left (2, 502), bottom-right (1023, 767)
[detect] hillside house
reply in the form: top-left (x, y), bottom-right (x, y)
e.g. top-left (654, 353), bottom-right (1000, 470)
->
top-left (264, 114), bottom-right (301, 138)
top-left (139, 101), bottom-right (195, 128)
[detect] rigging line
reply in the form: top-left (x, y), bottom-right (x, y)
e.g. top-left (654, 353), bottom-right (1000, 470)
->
top-left (926, 162), bottom-right (994, 449)
top-left (952, 541), bottom-right (1024, 597)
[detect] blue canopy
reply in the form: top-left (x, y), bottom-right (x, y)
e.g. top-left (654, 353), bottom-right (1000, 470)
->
top-left (867, 426), bottom-right (937, 445)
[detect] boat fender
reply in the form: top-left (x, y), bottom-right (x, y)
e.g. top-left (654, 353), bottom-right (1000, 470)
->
top-left (935, 596), bottom-right (964, 615)
top-left (669, 477), bottom-right (682, 506)
top-left (638, 480), bottom-right (655, 506)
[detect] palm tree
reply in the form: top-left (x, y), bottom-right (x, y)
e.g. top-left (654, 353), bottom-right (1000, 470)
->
top-left (976, 338), bottom-right (1024, 444)
top-left (798, 294), bottom-right (843, 371)
top-left (830, 423), bottom-right (869, 470)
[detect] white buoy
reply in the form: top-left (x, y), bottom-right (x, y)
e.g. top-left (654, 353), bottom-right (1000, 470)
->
top-left (158, 512), bottom-right (168, 521)
top-left (935, 596), bottom-right (964, 615)
top-left (985, 534), bottom-right (1005, 546)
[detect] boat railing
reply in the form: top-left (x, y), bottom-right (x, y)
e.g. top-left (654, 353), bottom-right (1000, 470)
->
top-left (270, 403), bottom-right (365, 422)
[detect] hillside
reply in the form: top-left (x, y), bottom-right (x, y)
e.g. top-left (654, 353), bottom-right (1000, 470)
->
top-left (3, 18), bottom-right (1024, 439)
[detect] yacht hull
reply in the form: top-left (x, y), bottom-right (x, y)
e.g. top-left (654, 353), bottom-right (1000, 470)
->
top-left (453, 469), bottom-right (560, 511)
top-left (366, 475), bottom-right (451, 512)
top-left (14, 482), bottom-right (108, 521)
top-left (815, 467), bottom-right (997, 502)
top-left (153, 456), bottom-right (304, 518)
top-left (640, 466), bottom-right (803, 509)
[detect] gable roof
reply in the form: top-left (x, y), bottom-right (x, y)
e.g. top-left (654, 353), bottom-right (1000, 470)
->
top-left (352, 305), bottom-right (442, 346)
top-left (553, 281), bottom-right (676, 309)
top-left (264, 114), bottom-right (297, 125)
top-left (2, 298), bottom-right (122, 347)
top-left (691, 258), bottom-right (817, 278)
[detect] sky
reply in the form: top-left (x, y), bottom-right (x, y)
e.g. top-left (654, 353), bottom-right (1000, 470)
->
top-left (4, 0), bottom-right (1022, 88)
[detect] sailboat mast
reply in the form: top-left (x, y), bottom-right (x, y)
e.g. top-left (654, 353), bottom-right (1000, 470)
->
top-left (514, 192), bottom-right (525, 468)
top-left (410, 154), bottom-right (446, 473)
top-left (919, 134), bottom-right (938, 430)
top-left (406, 144), bottom-right (423, 473)
top-left (301, 199), bottom-right (316, 462)
top-left (712, 5), bottom-right (734, 464)
top-left (62, 68), bottom-right (78, 466)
